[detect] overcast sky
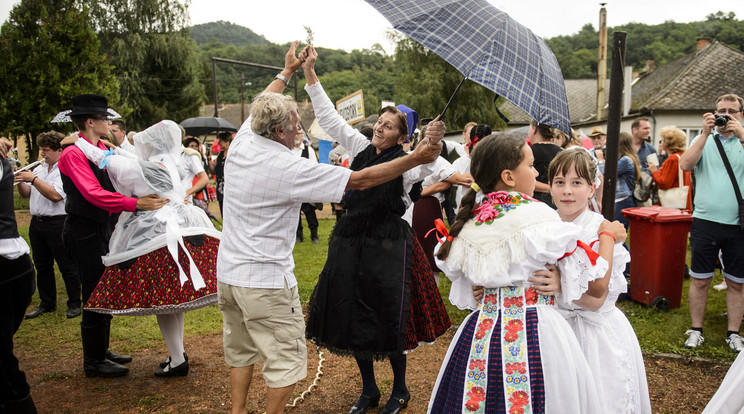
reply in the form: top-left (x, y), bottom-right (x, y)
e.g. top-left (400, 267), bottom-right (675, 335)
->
top-left (2, 1), bottom-right (742, 53)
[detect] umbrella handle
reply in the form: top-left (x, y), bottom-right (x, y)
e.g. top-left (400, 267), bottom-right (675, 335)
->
top-left (439, 76), bottom-right (468, 119)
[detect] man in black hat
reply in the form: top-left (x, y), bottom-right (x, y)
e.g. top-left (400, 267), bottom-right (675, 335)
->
top-left (57, 94), bottom-right (168, 377)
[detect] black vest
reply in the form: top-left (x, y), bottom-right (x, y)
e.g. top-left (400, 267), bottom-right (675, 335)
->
top-left (60, 155), bottom-right (118, 225)
top-left (0, 158), bottom-right (20, 239)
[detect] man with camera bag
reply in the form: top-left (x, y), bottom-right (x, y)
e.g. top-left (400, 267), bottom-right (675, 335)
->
top-left (680, 93), bottom-right (744, 353)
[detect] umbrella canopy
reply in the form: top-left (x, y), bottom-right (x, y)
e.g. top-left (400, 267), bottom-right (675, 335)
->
top-left (51, 108), bottom-right (123, 123)
top-left (179, 116), bottom-right (237, 137)
top-left (364, 0), bottom-right (571, 134)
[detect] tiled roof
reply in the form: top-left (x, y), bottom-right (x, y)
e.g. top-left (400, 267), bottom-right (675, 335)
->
top-left (498, 40), bottom-right (744, 125)
top-left (499, 79), bottom-right (610, 125)
top-left (631, 41), bottom-right (744, 111)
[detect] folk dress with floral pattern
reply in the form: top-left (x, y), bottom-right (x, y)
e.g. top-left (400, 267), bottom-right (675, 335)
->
top-left (429, 191), bottom-right (607, 413)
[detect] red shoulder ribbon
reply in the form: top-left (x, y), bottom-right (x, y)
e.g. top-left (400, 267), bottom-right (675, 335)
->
top-left (558, 240), bottom-right (600, 265)
top-left (425, 218), bottom-right (453, 244)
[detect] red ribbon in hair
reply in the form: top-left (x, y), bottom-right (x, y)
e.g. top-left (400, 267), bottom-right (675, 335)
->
top-left (558, 240), bottom-right (600, 265)
top-left (425, 218), bottom-right (453, 244)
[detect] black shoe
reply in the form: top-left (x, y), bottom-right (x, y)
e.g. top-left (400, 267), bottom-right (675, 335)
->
top-left (312, 236), bottom-right (320, 244)
top-left (67, 306), bottom-right (81, 318)
top-left (348, 393), bottom-right (380, 414)
top-left (84, 359), bottom-right (129, 378)
top-left (155, 360), bottom-right (189, 377)
top-left (379, 391), bottom-right (410, 414)
top-left (25, 306), bottom-right (54, 319)
top-left (105, 350), bottom-right (132, 364)
top-left (160, 352), bottom-right (189, 368)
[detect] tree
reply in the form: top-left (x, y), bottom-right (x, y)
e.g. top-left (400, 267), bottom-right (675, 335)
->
top-left (392, 36), bottom-right (506, 131)
top-left (86, 0), bottom-right (205, 130)
top-left (0, 0), bottom-right (118, 161)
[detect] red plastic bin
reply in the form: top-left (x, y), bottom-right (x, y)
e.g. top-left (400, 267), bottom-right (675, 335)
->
top-left (622, 206), bottom-right (693, 309)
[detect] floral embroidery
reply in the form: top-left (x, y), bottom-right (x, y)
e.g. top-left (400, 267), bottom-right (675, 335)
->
top-left (501, 286), bottom-right (532, 413)
top-left (474, 191), bottom-right (536, 225)
top-left (462, 286), bottom-right (554, 413)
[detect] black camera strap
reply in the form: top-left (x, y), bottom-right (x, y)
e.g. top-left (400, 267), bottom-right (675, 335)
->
top-left (712, 133), bottom-right (744, 229)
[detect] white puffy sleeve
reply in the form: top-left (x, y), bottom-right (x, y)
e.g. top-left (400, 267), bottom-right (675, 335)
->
top-left (435, 242), bottom-right (479, 311)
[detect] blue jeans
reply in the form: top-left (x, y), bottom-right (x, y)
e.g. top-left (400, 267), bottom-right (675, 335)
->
top-left (614, 196), bottom-right (637, 230)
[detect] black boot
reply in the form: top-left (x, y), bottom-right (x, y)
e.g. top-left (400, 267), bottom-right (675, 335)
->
top-left (0, 394), bottom-right (38, 414)
top-left (103, 319), bottom-right (132, 364)
top-left (81, 323), bottom-right (129, 378)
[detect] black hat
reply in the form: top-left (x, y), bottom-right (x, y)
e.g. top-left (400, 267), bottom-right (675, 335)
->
top-left (68, 94), bottom-right (117, 117)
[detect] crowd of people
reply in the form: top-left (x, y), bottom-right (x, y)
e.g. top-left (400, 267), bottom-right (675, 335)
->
top-left (2, 38), bottom-right (744, 414)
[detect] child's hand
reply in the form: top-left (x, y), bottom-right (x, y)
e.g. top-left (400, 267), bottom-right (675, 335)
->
top-left (598, 220), bottom-right (627, 244)
top-left (529, 264), bottom-right (561, 296)
top-left (472, 285), bottom-right (484, 302)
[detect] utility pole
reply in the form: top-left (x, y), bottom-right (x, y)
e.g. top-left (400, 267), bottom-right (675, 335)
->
top-left (596, 3), bottom-right (608, 120)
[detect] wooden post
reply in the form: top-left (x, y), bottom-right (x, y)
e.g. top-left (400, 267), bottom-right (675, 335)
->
top-left (601, 31), bottom-right (627, 220)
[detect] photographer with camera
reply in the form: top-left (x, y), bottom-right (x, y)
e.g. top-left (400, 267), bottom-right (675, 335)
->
top-left (680, 93), bottom-right (744, 353)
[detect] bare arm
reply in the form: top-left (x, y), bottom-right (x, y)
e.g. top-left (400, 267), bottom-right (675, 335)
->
top-left (347, 139), bottom-right (442, 190)
top-left (15, 170), bottom-right (63, 202)
top-left (680, 113), bottom-right (715, 171)
top-left (534, 181), bottom-right (551, 193)
top-left (185, 171), bottom-right (209, 199)
top-left (584, 220), bottom-right (626, 299)
top-left (421, 181), bottom-right (451, 197)
top-left (264, 41), bottom-right (305, 94)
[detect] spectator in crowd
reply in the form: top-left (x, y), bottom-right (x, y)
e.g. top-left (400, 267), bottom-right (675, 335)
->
top-left (452, 124), bottom-right (490, 210)
top-left (110, 119), bottom-right (126, 146)
top-left (216, 41), bottom-right (443, 414)
top-left (631, 117), bottom-right (657, 174)
top-left (614, 132), bottom-right (641, 229)
top-left (58, 94), bottom-right (168, 378)
top-left (648, 126), bottom-right (692, 210)
top-left (292, 130), bottom-right (321, 243)
top-left (211, 131), bottom-right (232, 216)
top-left (589, 126), bottom-right (607, 166)
top-left (0, 137), bottom-right (37, 413)
top-left (15, 131), bottom-right (81, 319)
top-left (529, 119), bottom-right (563, 208)
top-left (680, 93), bottom-right (744, 353)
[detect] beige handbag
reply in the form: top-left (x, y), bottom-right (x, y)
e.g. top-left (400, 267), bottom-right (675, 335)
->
top-left (658, 154), bottom-right (689, 209)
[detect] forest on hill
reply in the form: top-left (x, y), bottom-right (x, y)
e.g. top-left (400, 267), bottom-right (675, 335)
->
top-left (2, 0), bottom-right (741, 155)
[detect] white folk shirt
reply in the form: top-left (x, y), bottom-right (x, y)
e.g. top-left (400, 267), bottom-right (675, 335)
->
top-left (216, 118), bottom-right (352, 289)
top-left (0, 162), bottom-right (30, 259)
top-left (180, 151), bottom-right (205, 202)
top-left (29, 161), bottom-right (66, 217)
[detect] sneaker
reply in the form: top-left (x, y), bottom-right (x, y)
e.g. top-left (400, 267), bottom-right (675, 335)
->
top-left (726, 333), bottom-right (744, 353)
top-left (684, 330), bottom-right (704, 349)
top-left (713, 281), bottom-right (728, 291)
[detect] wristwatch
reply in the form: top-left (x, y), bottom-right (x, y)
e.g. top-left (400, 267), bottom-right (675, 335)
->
top-left (274, 73), bottom-right (289, 86)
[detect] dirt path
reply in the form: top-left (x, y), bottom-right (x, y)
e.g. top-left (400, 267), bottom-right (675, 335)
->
top-left (17, 328), bottom-right (731, 413)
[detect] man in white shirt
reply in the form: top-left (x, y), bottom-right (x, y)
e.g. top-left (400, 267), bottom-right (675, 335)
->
top-left (16, 131), bottom-right (81, 319)
top-left (217, 41), bottom-right (444, 414)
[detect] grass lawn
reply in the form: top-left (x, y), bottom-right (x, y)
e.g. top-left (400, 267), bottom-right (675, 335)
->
top-left (14, 217), bottom-right (737, 363)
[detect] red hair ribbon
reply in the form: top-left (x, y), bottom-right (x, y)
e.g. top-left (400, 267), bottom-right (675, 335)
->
top-left (558, 240), bottom-right (600, 265)
top-left (425, 218), bottom-right (453, 244)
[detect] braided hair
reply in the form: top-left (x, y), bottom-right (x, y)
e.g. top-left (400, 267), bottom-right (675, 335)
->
top-left (436, 132), bottom-right (527, 260)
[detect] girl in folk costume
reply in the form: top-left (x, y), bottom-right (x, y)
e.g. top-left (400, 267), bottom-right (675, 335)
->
top-left (428, 132), bottom-right (620, 413)
top-left (549, 150), bottom-right (652, 413)
top-left (70, 120), bottom-right (220, 377)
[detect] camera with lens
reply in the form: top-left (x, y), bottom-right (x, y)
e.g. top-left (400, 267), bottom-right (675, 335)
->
top-left (715, 114), bottom-right (730, 127)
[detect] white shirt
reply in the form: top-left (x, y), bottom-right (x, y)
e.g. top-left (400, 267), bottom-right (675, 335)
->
top-left (216, 118), bottom-right (352, 289)
top-left (180, 151), bottom-right (205, 202)
top-left (452, 155), bottom-right (471, 210)
top-left (29, 161), bottom-right (66, 217)
top-left (402, 155), bottom-right (455, 224)
top-left (305, 81), bottom-right (437, 209)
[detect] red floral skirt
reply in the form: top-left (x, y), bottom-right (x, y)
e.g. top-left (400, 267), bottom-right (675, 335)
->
top-left (85, 235), bottom-right (219, 316)
top-left (403, 233), bottom-right (452, 351)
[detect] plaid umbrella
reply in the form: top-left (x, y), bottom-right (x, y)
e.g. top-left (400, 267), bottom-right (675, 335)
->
top-left (364, 0), bottom-right (571, 134)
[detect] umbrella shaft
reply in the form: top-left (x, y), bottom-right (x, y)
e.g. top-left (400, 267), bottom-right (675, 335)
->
top-left (439, 76), bottom-right (468, 119)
